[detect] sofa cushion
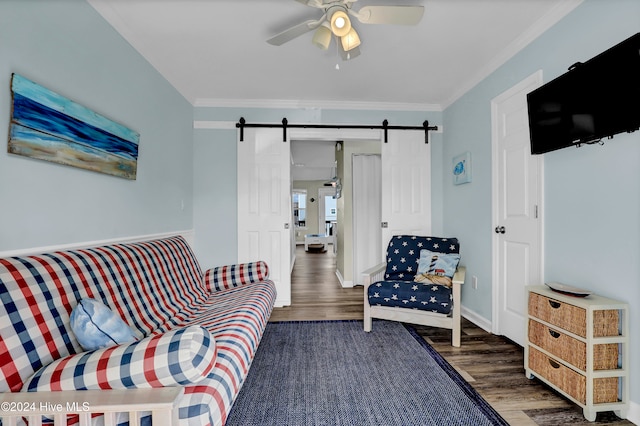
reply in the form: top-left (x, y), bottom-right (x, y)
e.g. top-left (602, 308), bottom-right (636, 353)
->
top-left (70, 298), bottom-right (138, 351)
top-left (384, 235), bottom-right (459, 281)
top-left (23, 325), bottom-right (217, 392)
top-left (176, 280), bottom-right (277, 426)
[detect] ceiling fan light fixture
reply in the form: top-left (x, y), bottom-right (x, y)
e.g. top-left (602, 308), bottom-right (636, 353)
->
top-left (341, 27), bottom-right (361, 52)
top-left (330, 9), bottom-right (351, 37)
top-left (312, 21), bottom-right (332, 50)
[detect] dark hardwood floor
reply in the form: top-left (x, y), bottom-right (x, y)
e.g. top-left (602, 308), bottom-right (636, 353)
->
top-left (270, 245), bottom-right (632, 425)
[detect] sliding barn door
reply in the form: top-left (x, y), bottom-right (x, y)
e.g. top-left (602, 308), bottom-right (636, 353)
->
top-left (237, 128), bottom-right (291, 307)
top-left (381, 130), bottom-right (431, 252)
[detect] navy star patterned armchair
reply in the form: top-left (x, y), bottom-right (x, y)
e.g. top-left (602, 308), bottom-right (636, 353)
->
top-left (363, 235), bottom-right (466, 347)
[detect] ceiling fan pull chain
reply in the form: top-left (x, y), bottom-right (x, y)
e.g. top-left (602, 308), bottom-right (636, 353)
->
top-left (335, 35), bottom-right (340, 70)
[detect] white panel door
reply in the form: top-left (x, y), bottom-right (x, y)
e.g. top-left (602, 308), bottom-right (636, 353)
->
top-left (381, 130), bottom-right (431, 254)
top-left (238, 128), bottom-right (291, 307)
top-left (492, 71), bottom-right (543, 346)
top-left (352, 154), bottom-right (382, 285)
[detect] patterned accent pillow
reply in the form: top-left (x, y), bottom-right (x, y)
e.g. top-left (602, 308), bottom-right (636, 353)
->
top-left (204, 260), bottom-right (270, 292)
top-left (414, 250), bottom-right (461, 286)
top-left (23, 325), bottom-right (216, 391)
top-left (70, 298), bottom-right (137, 351)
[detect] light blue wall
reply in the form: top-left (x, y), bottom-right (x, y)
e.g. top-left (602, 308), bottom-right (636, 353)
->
top-left (6, 0), bottom-right (635, 410)
top-left (193, 128), bottom-right (238, 267)
top-left (443, 0), bottom-right (639, 409)
top-left (0, 0), bottom-right (194, 251)
top-left (193, 107), bottom-right (443, 269)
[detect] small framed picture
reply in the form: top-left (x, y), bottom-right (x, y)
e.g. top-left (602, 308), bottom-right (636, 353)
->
top-left (452, 152), bottom-right (471, 185)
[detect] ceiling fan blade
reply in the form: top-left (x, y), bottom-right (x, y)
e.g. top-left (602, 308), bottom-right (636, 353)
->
top-left (267, 19), bottom-right (323, 46)
top-left (294, 0), bottom-right (324, 7)
top-left (353, 5), bottom-right (424, 25)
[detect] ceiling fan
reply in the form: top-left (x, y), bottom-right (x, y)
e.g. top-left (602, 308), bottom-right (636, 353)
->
top-left (267, 0), bottom-right (424, 60)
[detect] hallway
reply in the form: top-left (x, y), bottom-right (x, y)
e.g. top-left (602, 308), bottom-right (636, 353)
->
top-left (269, 245), bottom-right (364, 321)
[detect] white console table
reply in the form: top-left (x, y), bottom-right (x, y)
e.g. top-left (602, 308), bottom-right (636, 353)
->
top-left (304, 234), bottom-right (332, 251)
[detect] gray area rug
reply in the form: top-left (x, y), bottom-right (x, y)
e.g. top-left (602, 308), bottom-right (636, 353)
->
top-left (226, 320), bottom-right (509, 426)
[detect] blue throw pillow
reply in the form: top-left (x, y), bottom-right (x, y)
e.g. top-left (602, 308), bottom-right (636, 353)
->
top-left (70, 298), bottom-right (137, 351)
top-left (414, 249), bottom-right (461, 286)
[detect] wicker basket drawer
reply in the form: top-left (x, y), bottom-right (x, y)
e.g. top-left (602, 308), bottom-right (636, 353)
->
top-left (528, 293), bottom-right (619, 338)
top-left (528, 320), bottom-right (618, 371)
top-left (528, 347), bottom-right (619, 404)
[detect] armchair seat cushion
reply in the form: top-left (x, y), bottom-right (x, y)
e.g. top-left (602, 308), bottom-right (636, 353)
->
top-left (367, 280), bottom-right (453, 315)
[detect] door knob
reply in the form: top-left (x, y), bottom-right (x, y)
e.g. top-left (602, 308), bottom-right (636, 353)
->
top-left (494, 226), bottom-right (505, 234)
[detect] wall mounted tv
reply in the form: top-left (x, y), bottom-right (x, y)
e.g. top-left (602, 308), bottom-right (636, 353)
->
top-left (527, 32), bottom-right (640, 155)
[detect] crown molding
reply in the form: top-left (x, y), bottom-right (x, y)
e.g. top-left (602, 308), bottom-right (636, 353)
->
top-left (193, 98), bottom-right (442, 112)
top-left (441, 0), bottom-right (583, 109)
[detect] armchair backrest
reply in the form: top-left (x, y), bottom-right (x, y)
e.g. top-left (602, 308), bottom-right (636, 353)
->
top-left (384, 235), bottom-right (459, 281)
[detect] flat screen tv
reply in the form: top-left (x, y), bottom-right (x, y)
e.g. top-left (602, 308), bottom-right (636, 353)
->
top-left (527, 32), bottom-right (640, 155)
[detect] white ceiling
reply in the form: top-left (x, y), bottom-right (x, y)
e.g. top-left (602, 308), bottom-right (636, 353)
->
top-left (88, 0), bottom-right (582, 110)
top-left (86, 0), bottom-right (582, 180)
top-left (291, 140), bottom-right (337, 181)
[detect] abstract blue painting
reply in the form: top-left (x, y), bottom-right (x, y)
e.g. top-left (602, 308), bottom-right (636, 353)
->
top-left (8, 74), bottom-right (140, 180)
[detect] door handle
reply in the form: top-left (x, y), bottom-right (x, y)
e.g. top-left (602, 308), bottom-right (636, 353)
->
top-left (494, 226), bottom-right (505, 234)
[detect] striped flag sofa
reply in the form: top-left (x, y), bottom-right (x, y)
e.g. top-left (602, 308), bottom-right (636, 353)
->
top-left (0, 235), bottom-right (276, 426)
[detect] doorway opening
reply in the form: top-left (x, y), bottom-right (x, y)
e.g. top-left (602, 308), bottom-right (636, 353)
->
top-left (239, 127), bottom-right (429, 308)
top-left (317, 187), bottom-right (337, 253)
top-left (291, 140), bottom-right (337, 255)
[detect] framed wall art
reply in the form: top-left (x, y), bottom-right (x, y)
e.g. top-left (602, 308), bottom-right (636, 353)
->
top-left (452, 151), bottom-right (471, 185)
top-left (8, 73), bottom-right (140, 180)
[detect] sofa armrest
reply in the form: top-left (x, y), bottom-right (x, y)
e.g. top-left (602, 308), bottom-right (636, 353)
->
top-left (202, 261), bottom-right (270, 292)
top-left (23, 325), bottom-right (216, 392)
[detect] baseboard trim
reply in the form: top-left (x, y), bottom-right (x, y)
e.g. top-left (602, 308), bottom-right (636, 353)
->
top-left (274, 298), bottom-right (291, 308)
top-left (627, 401), bottom-right (639, 425)
top-left (460, 305), bottom-right (493, 333)
top-left (0, 230), bottom-right (195, 258)
top-left (335, 269), bottom-right (354, 288)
